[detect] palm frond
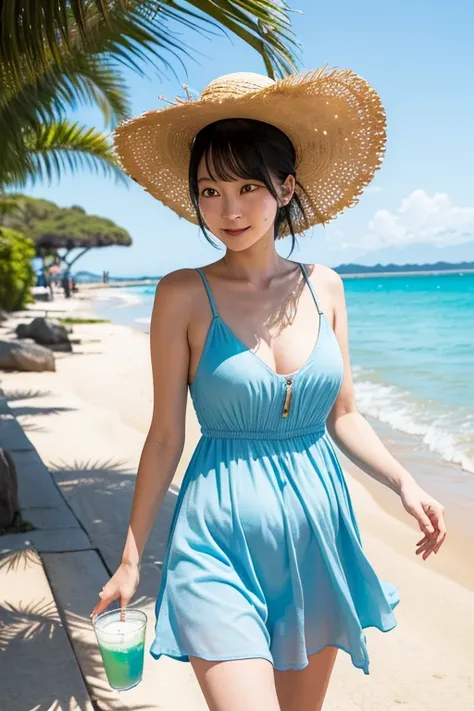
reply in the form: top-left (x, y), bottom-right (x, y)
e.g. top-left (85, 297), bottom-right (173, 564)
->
top-left (0, 1), bottom-right (300, 86)
top-left (0, 0), bottom-right (120, 70)
top-left (2, 121), bottom-right (125, 189)
top-left (1, 50), bottom-right (129, 130)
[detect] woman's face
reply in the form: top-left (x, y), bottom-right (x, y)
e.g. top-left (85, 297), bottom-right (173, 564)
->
top-left (196, 154), bottom-right (295, 252)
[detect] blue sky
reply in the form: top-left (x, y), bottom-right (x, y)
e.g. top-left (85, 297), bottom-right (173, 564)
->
top-left (26, 0), bottom-right (474, 276)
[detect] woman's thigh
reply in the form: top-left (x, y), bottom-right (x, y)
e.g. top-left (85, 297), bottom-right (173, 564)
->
top-left (190, 656), bottom-right (282, 711)
top-left (274, 646), bottom-right (338, 711)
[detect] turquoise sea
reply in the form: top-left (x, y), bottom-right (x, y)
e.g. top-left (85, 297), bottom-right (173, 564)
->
top-left (92, 271), bottom-right (474, 475)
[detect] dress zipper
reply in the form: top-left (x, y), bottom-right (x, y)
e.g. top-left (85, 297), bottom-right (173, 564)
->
top-left (281, 378), bottom-right (293, 418)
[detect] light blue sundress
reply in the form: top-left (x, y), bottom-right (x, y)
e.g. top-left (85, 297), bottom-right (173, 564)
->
top-left (150, 263), bottom-right (399, 674)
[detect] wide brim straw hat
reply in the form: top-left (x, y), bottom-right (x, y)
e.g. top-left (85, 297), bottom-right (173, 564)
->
top-left (113, 66), bottom-right (386, 238)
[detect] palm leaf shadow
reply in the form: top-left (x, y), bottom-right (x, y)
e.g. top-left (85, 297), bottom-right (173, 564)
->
top-left (47, 457), bottom-right (179, 586)
top-left (0, 547), bottom-right (151, 710)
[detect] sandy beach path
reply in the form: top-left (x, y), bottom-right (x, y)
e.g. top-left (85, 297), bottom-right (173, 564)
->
top-left (1, 302), bottom-right (473, 710)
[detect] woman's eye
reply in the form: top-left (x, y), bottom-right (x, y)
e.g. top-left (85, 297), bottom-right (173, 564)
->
top-left (201, 184), bottom-right (258, 198)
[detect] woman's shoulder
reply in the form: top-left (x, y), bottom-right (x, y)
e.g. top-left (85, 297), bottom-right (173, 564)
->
top-left (157, 267), bottom-right (202, 290)
top-left (153, 265), bottom-right (221, 316)
top-left (301, 262), bottom-right (343, 290)
top-left (152, 267), bottom-right (205, 314)
top-left (300, 263), bottom-right (345, 322)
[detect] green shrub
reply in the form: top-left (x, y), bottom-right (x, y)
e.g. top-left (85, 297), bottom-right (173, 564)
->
top-left (0, 228), bottom-right (36, 311)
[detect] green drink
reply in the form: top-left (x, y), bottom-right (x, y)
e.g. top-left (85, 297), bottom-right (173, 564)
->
top-left (93, 609), bottom-right (147, 691)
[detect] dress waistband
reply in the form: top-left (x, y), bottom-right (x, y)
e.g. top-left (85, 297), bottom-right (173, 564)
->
top-left (201, 425), bottom-right (326, 441)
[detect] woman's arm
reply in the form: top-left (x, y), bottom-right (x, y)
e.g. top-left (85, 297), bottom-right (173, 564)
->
top-left (324, 269), bottom-right (415, 493)
top-left (121, 271), bottom-right (192, 567)
top-left (323, 268), bottom-right (446, 558)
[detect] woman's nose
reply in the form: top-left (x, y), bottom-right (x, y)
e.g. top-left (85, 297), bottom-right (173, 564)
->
top-left (221, 199), bottom-right (242, 220)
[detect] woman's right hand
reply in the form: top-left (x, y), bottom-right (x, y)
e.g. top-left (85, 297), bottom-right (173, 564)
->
top-left (91, 561), bottom-right (140, 621)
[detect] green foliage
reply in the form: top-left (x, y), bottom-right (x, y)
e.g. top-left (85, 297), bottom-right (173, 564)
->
top-left (0, 511), bottom-right (35, 535)
top-left (59, 317), bottom-right (111, 324)
top-left (0, 52), bottom-right (127, 189)
top-left (0, 2), bottom-right (299, 88)
top-left (3, 194), bottom-right (131, 250)
top-left (0, 227), bottom-right (36, 311)
top-left (0, 1), bottom-right (300, 190)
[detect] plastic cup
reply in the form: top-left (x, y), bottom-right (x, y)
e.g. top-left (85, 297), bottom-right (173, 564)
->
top-left (93, 608), bottom-right (147, 691)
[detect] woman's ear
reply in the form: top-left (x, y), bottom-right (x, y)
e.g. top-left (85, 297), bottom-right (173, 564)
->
top-left (281, 175), bottom-right (296, 205)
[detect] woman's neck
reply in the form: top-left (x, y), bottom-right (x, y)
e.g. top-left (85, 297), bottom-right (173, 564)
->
top-left (222, 237), bottom-right (287, 286)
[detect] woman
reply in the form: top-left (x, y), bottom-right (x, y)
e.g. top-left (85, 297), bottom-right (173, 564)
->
top-left (92, 69), bottom-right (446, 710)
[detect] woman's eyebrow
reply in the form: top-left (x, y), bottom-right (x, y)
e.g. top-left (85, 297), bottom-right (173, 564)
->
top-left (197, 176), bottom-right (214, 183)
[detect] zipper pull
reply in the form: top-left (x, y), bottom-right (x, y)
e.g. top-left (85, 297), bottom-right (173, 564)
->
top-left (281, 378), bottom-right (293, 418)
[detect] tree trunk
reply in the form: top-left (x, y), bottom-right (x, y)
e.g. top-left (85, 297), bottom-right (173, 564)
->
top-left (0, 449), bottom-right (19, 531)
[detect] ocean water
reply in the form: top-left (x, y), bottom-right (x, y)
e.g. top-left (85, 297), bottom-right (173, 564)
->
top-left (92, 272), bottom-right (474, 474)
top-left (344, 273), bottom-right (474, 474)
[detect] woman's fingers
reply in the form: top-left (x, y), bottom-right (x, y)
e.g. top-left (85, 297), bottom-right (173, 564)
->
top-left (91, 588), bottom-right (120, 621)
top-left (405, 489), bottom-right (447, 560)
top-left (416, 538), bottom-right (435, 558)
top-left (433, 528), bottom-right (447, 554)
top-left (427, 507), bottom-right (447, 554)
top-left (415, 522), bottom-right (447, 560)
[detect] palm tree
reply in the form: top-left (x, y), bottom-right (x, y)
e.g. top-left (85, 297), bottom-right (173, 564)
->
top-left (0, 49), bottom-right (129, 189)
top-left (0, 1), bottom-right (300, 86)
top-left (0, 1), bottom-right (300, 190)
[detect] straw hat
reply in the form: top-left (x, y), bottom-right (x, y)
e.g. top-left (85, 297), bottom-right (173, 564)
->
top-left (113, 66), bottom-right (386, 237)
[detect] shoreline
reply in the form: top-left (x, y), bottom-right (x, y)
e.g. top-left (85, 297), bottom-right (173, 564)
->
top-left (3, 290), bottom-right (474, 707)
top-left (71, 267), bottom-right (474, 291)
top-left (89, 285), bottom-right (474, 475)
top-left (87, 287), bottom-right (474, 590)
top-left (21, 288), bottom-right (474, 593)
top-left (339, 268), bottom-right (474, 278)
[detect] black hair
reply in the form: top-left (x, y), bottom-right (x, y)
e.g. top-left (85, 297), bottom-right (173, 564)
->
top-left (188, 118), bottom-right (310, 253)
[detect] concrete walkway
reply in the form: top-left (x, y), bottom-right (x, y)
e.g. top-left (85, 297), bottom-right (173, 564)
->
top-left (0, 547), bottom-right (94, 711)
top-left (0, 384), bottom-right (207, 711)
top-left (0, 391), bottom-right (96, 710)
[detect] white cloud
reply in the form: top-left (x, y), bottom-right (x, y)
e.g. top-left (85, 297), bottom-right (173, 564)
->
top-left (356, 189), bottom-right (474, 251)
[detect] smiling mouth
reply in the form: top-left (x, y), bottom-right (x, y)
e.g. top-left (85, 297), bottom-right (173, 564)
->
top-left (222, 227), bottom-right (250, 235)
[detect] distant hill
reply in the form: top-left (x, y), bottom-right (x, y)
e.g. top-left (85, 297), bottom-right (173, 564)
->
top-left (348, 241), bottom-right (474, 266)
top-left (74, 262), bottom-right (474, 283)
top-left (334, 261), bottom-right (474, 275)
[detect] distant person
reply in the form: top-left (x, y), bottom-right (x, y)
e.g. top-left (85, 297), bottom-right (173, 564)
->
top-left (92, 69), bottom-right (447, 709)
top-left (61, 273), bottom-right (71, 298)
top-left (44, 270), bottom-right (53, 301)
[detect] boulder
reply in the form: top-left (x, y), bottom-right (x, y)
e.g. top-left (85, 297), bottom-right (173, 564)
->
top-left (46, 341), bottom-right (73, 352)
top-left (0, 310), bottom-right (9, 323)
top-left (0, 449), bottom-right (19, 531)
top-left (16, 323), bottom-right (30, 339)
top-left (15, 317), bottom-right (71, 347)
top-left (0, 340), bottom-right (55, 371)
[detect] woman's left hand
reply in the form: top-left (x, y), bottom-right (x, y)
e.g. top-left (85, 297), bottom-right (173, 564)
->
top-left (399, 483), bottom-right (447, 560)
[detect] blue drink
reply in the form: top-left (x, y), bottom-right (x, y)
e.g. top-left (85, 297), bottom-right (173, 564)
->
top-left (93, 609), bottom-right (147, 691)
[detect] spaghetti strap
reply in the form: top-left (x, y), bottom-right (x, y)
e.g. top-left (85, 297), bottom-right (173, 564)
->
top-left (196, 268), bottom-right (218, 318)
top-left (299, 263), bottom-right (323, 315)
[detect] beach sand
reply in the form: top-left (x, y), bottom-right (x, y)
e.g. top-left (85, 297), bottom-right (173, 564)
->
top-left (2, 290), bottom-right (474, 710)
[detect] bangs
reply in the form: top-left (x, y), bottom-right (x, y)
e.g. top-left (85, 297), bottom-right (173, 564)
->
top-left (202, 120), bottom-right (275, 185)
